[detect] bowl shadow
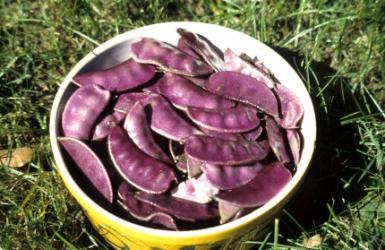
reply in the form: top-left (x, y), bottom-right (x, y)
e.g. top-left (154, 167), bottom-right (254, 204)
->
top-left (268, 46), bottom-right (365, 239)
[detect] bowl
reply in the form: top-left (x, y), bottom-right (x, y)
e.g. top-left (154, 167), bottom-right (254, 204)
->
top-left (49, 21), bottom-right (316, 250)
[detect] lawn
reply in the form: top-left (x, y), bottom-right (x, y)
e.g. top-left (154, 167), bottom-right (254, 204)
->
top-left (0, 0), bottom-right (384, 249)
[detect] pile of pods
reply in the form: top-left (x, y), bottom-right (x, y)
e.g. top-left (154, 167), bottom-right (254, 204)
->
top-left (59, 28), bottom-right (304, 230)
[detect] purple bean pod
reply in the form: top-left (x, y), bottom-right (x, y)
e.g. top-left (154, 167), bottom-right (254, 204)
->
top-left (157, 73), bottom-right (233, 110)
top-left (130, 38), bottom-right (212, 76)
top-left (177, 28), bottom-right (225, 71)
top-left (215, 162), bottom-right (292, 207)
top-left (59, 137), bottom-right (113, 203)
top-left (207, 71), bottom-right (279, 117)
top-left (185, 135), bottom-right (269, 165)
top-left (224, 49), bottom-right (275, 88)
top-left (117, 182), bottom-right (177, 230)
top-left (62, 84), bottom-right (110, 140)
top-left (73, 59), bottom-right (156, 92)
top-left (186, 105), bottom-right (260, 133)
top-left (108, 126), bottom-right (175, 194)
top-left (147, 94), bottom-right (203, 141)
top-left (124, 102), bottom-right (171, 163)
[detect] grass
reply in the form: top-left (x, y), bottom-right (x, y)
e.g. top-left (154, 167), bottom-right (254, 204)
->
top-left (0, 0), bottom-right (384, 249)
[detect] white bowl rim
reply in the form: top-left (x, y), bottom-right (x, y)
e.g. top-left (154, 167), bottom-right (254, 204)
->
top-left (49, 21), bottom-right (317, 239)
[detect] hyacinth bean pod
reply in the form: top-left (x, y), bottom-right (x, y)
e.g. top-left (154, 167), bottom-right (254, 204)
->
top-left (157, 74), bottom-right (233, 110)
top-left (114, 92), bottom-right (151, 114)
top-left (108, 126), bottom-right (175, 193)
top-left (183, 76), bottom-right (207, 88)
top-left (286, 129), bottom-right (301, 165)
top-left (215, 162), bottom-right (292, 207)
top-left (147, 94), bottom-right (203, 141)
top-left (242, 126), bottom-right (263, 141)
top-left (201, 163), bottom-right (264, 190)
top-left (200, 127), bottom-right (244, 141)
top-left (185, 135), bottom-right (269, 165)
top-left (186, 158), bottom-right (203, 178)
top-left (130, 38), bottom-right (212, 76)
top-left (218, 201), bottom-right (242, 224)
top-left (62, 85), bottom-right (110, 140)
top-left (124, 102), bottom-right (171, 163)
top-left (207, 71), bottom-right (279, 117)
top-left (135, 192), bottom-right (219, 221)
top-left (275, 84), bottom-right (304, 129)
top-left (177, 28), bottom-right (225, 72)
top-left (265, 117), bottom-right (291, 163)
top-left (117, 182), bottom-right (177, 230)
top-left (224, 48), bottom-right (275, 88)
top-left (92, 111), bottom-right (125, 141)
top-left (239, 52), bottom-right (272, 79)
top-left (172, 174), bottom-right (219, 204)
top-left (59, 137), bottom-right (113, 203)
top-left (177, 38), bottom-right (201, 58)
top-left (72, 59), bottom-right (156, 92)
top-left (186, 105), bottom-right (260, 133)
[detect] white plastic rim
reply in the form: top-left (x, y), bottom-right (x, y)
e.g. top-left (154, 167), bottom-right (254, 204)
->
top-left (50, 21), bottom-right (316, 238)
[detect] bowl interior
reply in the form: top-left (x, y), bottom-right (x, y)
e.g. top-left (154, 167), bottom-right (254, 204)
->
top-left (50, 21), bottom-right (316, 237)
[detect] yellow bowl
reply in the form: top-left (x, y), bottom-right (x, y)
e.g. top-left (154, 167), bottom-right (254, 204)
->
top-left (50, 21), bottom-right (316, 250)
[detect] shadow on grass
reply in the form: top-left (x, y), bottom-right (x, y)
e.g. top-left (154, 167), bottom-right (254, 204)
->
top-left (269, 46), bottom-right (365, 239)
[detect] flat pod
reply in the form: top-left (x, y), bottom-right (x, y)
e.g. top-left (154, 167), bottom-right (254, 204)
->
top-left (130, 38), bottom-right (212, 76)
top-left (239, 52), bottom-right (272, 80)
top-left (177, 28), bottom-right (225, 71)
top-left (224, 48), bottom-right (275, 88)
top-left (135, 191), bottom-right (219, 221)
top-left (286, 129), bottom-right (301, 165)
top-left (62, 85), bottom-right (110, 140)
top-left (147, 94), bottom-right (203, 141)
top-left (114, 92), bottom-right (151, 114)
top-left (242, 126), bottom-right (263, 141)
top-left (275, 84), bottom-right (304, 129)
top-left (215, 162), bottom-right (292, 207)
top-left (200, 127), bottom-right (244, 141)
top-left (207, 71), bottom-right (279, 117)
top-left (186, 158), bottom-right (203, 178)
top-left (186, 105), bottom-right (260, 133)
top-left (177, 38), bottom-right (201, 58)
top-left (218, 201), bottom-right (242, 224)
top-left (108, 126), bottom-right (175, 193)
top-left (172, 174), bottom-right (219, 204)
top-left (72, 59), bottom-right (156, 92)
top-left (124, 102), bottom-right (171, 163)
top-left (92, 111), bottom-right (125, 141)
top-left (183, 76), bottom-right (207, 88)
top-left (58, 137), bottom-right (113, 203)
top-left (201, 163), bottom-right (264, 190)
top-left (117, 182), bottom-right (177, 230)
top-left (185, 135), bottom-right (269, 165)
top-left (157, 74), bottom-right (233, 110)
top-left (265, 117), bottom-right (291, 163)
